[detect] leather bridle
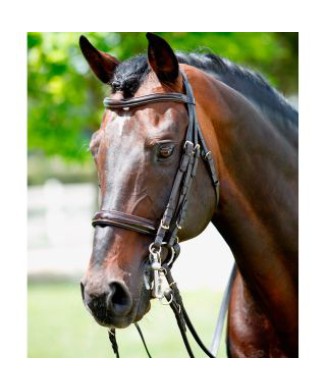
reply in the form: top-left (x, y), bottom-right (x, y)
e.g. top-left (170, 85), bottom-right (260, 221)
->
top-left (92, 72), bottom-right (219, 284)
top-left (91, 72), bottom-right (231, 358)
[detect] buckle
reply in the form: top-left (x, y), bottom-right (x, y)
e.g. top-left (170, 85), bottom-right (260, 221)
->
top-left (184, 140), bottom-right (194, 151)
top-left (205, 150), bottom-right (212, 160)
top-left (160, 220), bottom-right (170, 230)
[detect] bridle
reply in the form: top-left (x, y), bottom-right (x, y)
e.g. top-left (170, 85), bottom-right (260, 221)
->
top-left (92, 71), bottom-right (220, 290)
top-left (91, 71), bottom-right (234, 358)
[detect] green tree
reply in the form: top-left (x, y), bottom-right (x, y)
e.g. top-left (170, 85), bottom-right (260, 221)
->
top-left (28, 32), bottom-right (298, 163)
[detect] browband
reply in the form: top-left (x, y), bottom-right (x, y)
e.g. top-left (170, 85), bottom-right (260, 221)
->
top-left (103, 92), bottom-right (195, 109)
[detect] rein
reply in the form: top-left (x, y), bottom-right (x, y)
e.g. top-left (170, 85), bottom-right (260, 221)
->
top-left (93, 72), bottom-right (233, 358)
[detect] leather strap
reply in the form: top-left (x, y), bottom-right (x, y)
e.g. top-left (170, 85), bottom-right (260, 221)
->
top-left (104, 92), bottom-right (195, 109)
top-left (92, 210), bottom-right (157, 235)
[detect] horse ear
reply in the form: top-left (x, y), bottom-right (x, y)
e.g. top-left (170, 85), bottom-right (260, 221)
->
top-left (79, 35), bottom-right (119, 84)
top-left (146, 33), bottom-right (179, 83)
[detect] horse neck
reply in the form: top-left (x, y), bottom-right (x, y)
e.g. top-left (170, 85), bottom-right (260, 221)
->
top-left (188, 66), bottom-right (298, 282)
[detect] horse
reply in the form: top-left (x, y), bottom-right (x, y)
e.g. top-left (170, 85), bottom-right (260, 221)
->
top-left (79, 33), bottom-right (298, 358)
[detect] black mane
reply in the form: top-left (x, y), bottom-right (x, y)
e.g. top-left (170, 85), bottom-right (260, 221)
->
top-left (110, 52), bottom-right (298, 134)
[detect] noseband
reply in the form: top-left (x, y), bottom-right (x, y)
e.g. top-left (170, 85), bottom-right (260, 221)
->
top-left (92, 73), bottom-right (220, 294)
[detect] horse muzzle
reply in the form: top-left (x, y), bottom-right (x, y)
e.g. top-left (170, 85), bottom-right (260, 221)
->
top-left (80, 279), bottom-right (137, 328)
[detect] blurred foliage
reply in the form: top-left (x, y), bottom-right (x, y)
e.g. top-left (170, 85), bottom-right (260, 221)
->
top-left (28, 32), bottom-right (298, 162)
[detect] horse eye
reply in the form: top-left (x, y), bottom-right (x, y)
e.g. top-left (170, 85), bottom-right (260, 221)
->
top-left (158, 144), bottom-right (174, 158)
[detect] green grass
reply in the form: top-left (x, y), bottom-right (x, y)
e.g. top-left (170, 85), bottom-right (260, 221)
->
top-left (28, 280), bottom-right (228, 358)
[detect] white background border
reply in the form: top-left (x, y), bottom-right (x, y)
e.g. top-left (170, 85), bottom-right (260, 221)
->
top-left (1, 1), bottom-right (325, 388)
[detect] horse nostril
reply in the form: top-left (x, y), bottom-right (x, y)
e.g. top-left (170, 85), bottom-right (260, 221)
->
top-left (108, 282), bottom-right (132, 315)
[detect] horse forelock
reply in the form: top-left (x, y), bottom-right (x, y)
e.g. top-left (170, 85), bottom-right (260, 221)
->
top-left (109, 55), bottom-right (149, 98)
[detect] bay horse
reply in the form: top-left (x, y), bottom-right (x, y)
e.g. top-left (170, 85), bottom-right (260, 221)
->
top-left (79, 33), bottom-right (298, 358)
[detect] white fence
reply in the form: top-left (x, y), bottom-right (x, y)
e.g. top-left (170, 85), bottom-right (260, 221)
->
top-left (28, 180), bottom-right (234, 290)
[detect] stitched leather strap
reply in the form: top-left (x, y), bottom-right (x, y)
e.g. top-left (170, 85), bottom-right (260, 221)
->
top-left (92, 210), bottom-right (157, 235)
top-left (104, 93), bottom-right (195, 109)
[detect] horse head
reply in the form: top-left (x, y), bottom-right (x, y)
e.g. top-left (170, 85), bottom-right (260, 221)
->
top-left (79, 33), bottom-right (216, 329)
